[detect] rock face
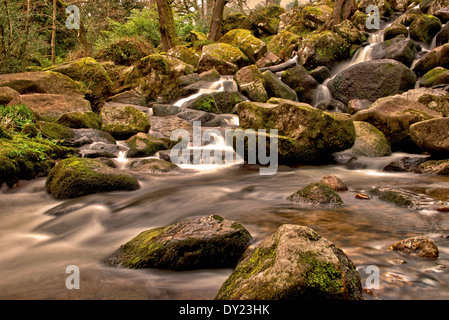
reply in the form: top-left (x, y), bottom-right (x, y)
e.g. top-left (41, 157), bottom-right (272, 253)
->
top-left (8, 94), bottom-right (92, 121)
top-left (351, 96), bottom-right (442, 152)
top-left (104, 215), bottom-right (253, 270)
top-left (236, 99), bottom-right (356, 164)
top-left (328, 59), bottom-right (417, 105)
top-left (287, 182), bottom-right (344, 206)
top-left (45, 157), bottom-right (140, 200)
top-left (215, 224), bottom-right (363, 300)
top-left (337, 121), bottom-right (392, 157)
top-left (388, 236), bottom-right (439, 258)
top-left (409, 118), bottom-right (449, 158)
top-left (100, 105), bottom-right (151, 140)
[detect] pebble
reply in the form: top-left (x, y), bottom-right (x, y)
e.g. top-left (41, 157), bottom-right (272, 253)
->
top-left (436, 206), bottom-right (449, 212)
top-left (355, 193), bottom-right (371, 200)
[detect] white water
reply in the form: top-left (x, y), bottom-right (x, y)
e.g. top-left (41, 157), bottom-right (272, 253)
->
top-left (312, 78), bottom-right (332, 107)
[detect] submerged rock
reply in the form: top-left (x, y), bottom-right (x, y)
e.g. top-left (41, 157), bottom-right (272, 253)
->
top-left (287, 182), bottom-right (344, 206)
top-left (215, 224), bottom-right (363, 300)
top-left (128, 158), bottom-right (179, 173)
top-left (368, 187), bottom-right (418, 208)
top-left (388, 236), bottom-right (439, 259)
top-left (45, 157), bottom-right (140, 200)
top-left (104, 215), bottom-right (253, 270)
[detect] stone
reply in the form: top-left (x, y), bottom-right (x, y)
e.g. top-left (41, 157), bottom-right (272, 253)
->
top-left (261, 70), bottom-right (297, 101)
top-left (412, 43), bottom-right (449, 75)
top-left (266, 31), bottom-right (300, 61)
top-left (383, 23), bottom-right (409, 41)
top-left (201, 43), bottom-right (250, 69)
top-left (219, 29), bottom-right (267, 63)
top-left (435, 22), bottom-right (449, 47)
top-left (409, 118), bottom-right (449, 158)
top-left (281, 65), bottom-right (318, 104)
top-left (309, 66), bottom-right (331, 83)
top-left (287, 182), bottom-right (344, 206)
top-left (234, 65), bottom-right (268, 103)
top-left (370, 35), bottom-right (416, 67)
top-left (0, 87), bottom-right (20, 105)
top-left (125, 132), bottom-right (168, 158)
top-left (320, 174), bottom-right (348, 191)
top-left (167, 45), bottom-right (201, 68)
top-left (100, 105), bottom-right (151, 140)
top-left (388, 236), bottom-right (439, 258)
top-left (56, 111), bottom-right (102, 130)
top-left (104, 215), bottom-right (253, 270)
top-left (128, 158), bottom-right (179, 173)
top-left (368, 187), bottom-right (418, 208)
top-left (409, 14), bottom-right (442, 44)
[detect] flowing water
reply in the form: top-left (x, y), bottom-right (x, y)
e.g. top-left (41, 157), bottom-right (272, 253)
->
top-left (2, 19), bottom-right (449, 301)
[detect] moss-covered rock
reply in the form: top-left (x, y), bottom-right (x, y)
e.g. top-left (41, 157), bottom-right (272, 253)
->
top-left (219, 29), bottom-right (267, 63)
top-left (281, 65), bottom-right (319, 104)
top-left (96, 38), bottom-right (154, 66)
top-left (128, 158), bottom-right (179, 173)
top-left (388, 236), bottom-right (439, 258)
top-left (100, 105), bottom-right (150, 140)
top-left (104, 215), bottom-right (253, 270)
top-left (56, 111), bottom-right (102, 130)
top-left (261, 71), bottom-right (297, 101)
top-left (383, 23), bottom-right (409, 41)
top-left (287, 182), bottom-right (344, 206)
top-left (412, 43), bottom-right (449, 76)
top-left (370, 35), bottom-right (416, 67)
top-left (201, 43), bottom-right (250, 69)
top-left (36, 121), bottom-right (74, 140)
top-left (215, 224), bottom-right (363, 300)
top-left (333, 19), bottom-right (367, 44)
top-left (234, 65), bottom-right (268, 103)
top-left (167, 45), bottom-right (200, 69)
top-left (321, 174), bottom-right (348, 192)
top-left (409, 14), bottom-right (442, 44)
top-left (248, 5), bottom-right (286, 36)
top-left (368, 187), bottom-right (417, 208)
top-left (125, 132), bottom-right (168, 158)
top-left (222, 13), bottom-right (254, 35)
top-left (266, 31), bottom-right (300, 61)
top-left (420, 67), bottom-right (449, 87)
top-left (45, 157), bottom-right (140, 200)
top-left (416, 159), bottom-right (449, 175)
top-left (0, 133), bottom-right (74, 187)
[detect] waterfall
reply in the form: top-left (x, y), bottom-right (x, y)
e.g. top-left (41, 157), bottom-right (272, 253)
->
top-left (312, 78), bottom-right (332, 107)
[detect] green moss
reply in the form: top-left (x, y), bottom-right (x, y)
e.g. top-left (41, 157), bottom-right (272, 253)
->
top-left (126, 133), bottom-right (167, 158)
top-left (211, 215), bottom-right (224, 222)
top-left (287, 182), bottom-right (344, 205)
top-left (421, 67), bottom-right (448, 87)
top-left (56, 111), bottom-right (102, 130)
top-left (369, 187), bottom-right (415, 207)
top-left (0, 104), bottom-right (34, 132)
top-left (36, 121), bottom-right (74, 140)
top-left (188, 94), bottom-right (218, 113)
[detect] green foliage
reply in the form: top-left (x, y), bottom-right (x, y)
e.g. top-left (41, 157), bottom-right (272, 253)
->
top-left (0, 105), bottom-right (35, 132)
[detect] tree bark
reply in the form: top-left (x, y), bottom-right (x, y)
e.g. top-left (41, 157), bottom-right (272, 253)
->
top-left (51, 0), bottom-right (56, 64)
top-left (327, 0), bottom-right (357, 28)
top-left (208, 0), bottom-right (225, 41)
top-left (156, 0), bottom-right (177, 52)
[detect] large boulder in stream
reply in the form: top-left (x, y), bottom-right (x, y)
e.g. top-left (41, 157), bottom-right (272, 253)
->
top-left (236, 99), bottom-right (356, 164)
top-left (409, 14), bottom-right (442, 44)
top-left (45, 157), bottom-right (140, 200)
top-left (104, 215), bottom-right (253, 270)
top-left (409, 118), bottom-right (449, 158)
top-left (328, 59), bottom-right (417, 105)
top-left (351, 96), bottom-right (442, 152)
top-left (215, 224), bottom-right (363, 300)
top-left (100, 104), bottom-right (151, 140)
top-left (412, 43), bottom-right (449, 75)
top-left (370, 35), bottom-right (416, 67)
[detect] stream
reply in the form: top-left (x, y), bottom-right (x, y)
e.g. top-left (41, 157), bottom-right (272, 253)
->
top-left (1, 16), bottom-right (449, 301)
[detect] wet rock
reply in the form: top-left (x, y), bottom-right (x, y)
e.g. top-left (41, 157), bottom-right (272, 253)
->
top-left (45, 157), bottom-right (140, 200)
top-left (104, 215), bottom-right (253, 270)
top-left (368, 187), bottom-right (418, 208)
top-left (234, 65), bottom-right (268, 103)
top-left (128, 158), bottom-right (179, 173)
top-left (79, 142), bottom-right (119, 158)
top-left (199, 69), bottom-right (221, 82)
top-left (266, 31), bottom-right (300, 61)
top-left (281, 65), bottom-right (318, 104)
top-left (309, 66), bottom-right (331, 83)
top-left (412, 43), bottom-right (449, 75)
top-left (415, 159), bottom-right (449, 175)
top-left (0, 87), bottom-right (20, 105)
top-left (355, 193), bottom-right (370, 200)
top-left (69, 128), bottom-right (116, 147)
top-left (320, 174), bottom-right (348, 191)
top-left (328, 59), bottom-right (417, 105)
top-left (56, 111), bottom-right (102, 130)
top-left (351, 96), bottom-right (441, 152)
top-left (219, 29), bottom-right (267, 63)
top-left (316, 99), bottom-right (347, 113)
top-left (383, 23), bottom-right (409, 41)
top-left (100, 105), bottom-right (151, 140)
top-left (409, 118), bottom-right (449, 158)
top-left (383, 156), bottom-right (429, 173)
top-left (347, 99), bottom-right (371, 115)
top-left (388, 236), bottom-right (439, 258)
top-left (215, 224), bottom-right (363, 300)
top-left (287, 182), bottom-right (344, 206)
top-left (409, 14), bottom-right (442, 44)
top-left (8, 93), bottom-right (92, 121)
top-left (370, 35), bottom-right (416, 67)
top-left (261, 70), bottom-right (297, 101)
top-left (149, 116), bottom-right (192, 139)
top-left (125, 133), bottom-right (168, 158)
top-left (167, 45), bottom-right (200, 69)
top-left (435, 22), bottom-right (449, 47)
top-left (179, 73), bottom-right (200, 87)
top-left (336, 121), bottom-right (391, 158)
top-left (435, 7), bottom-right (449, 23)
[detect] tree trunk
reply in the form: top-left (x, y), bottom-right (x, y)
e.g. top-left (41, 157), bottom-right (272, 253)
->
top-left (156, 0), bottom-right (177, 52)
top-left (51, 0), bottom-right (56, 64)
top-left (327, 0), bottom-right (357, 28)
top-left (208, 0), bottom-right (225, 41)
top-left (18, 0), bottom-right (32, 61)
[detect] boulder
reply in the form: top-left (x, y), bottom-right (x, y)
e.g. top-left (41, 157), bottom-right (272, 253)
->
top-left (368, 187), bottom-right (418, 208)
top-left (336, 121), bottom-right (391, 157)
top-left (167, 45), bottom-right (200, 69)
top-left (333, 19), bottom-right (367, 44)
top-left (100, 105), bottom-right (151, 140)
top-left (234, 65), bottom-right (268, 103)
top-left (197, 54), bottom-right (238, 76)
top-left (108, 90), bottom-right (146, 106)
top-left (149, 115), bottom-right (192, 138)
top-left (309, 66), bottom-right (331, 83)
top-left (266, 31), bottom-right (300, 61)
top-left (388, 236), bottom-right (439, 258)
top-left (201, 43), bottom-right (250, 69)
top-left (0, 71), bottom-right (83, 96)
top-left (78, 142), bottom-right (119, 158)
top-left (96, 38), bottom-right (154, 66)
top-left (125, 132), bottom-right (168, 158)
top-left (281, 65), bottom-right (319, 104)
top-left (8, 93), bottom-right (92, 121)
top-left (45, 157), bottom-right (139, 199)
top-left (320, 174), bottom-right (348, 192)
top-left (104, 215), bottom-right (253, 270)
top-left (347, 99), bottom-right (371, 115)
top-left (351, 96), bottom-right (442, 152)
top-left (222, 13), bottom-right (253, 35)
top-left (409, 118), bottom-right (449, 158)
top-left (219, 29), bottom-right (267, 63)
top-left (412, 43), bottom-right (449, 75)
top-left (248, 5), bottom-right (285, 35)
top-left (420, 67), bottom-right (449, 87)
top-left (261, 71), bottom-right (297, 101)
top-left (370, 35), bottom-right (416, 67)
top-left (35, 121), bottom-right (74, 140)
top-left (383, 23), bottom-right (409, 41)
top-left (128, 158), bottom-right (179, 173)
top-left (435, 22), bottom-right (449, 47)
top-left (415, 159), bottom-right (449, 175)
top-left (56, 111), bottom-right (102, 130)
top-left (287, 182), bottom-right (344, 206)
top-left (328, 59), bottom-right (417, 105)
top-left (394, 87), bottom-right (449, 116)
top-left (298, 31), bottom-right (350, 70)
top-left (409, 14), bottom-right (442, 44)
top-left (256, 52), bottom-right (282, 69)
top-left (0, 87), bottom-right (20, 105)
top-left (236, 99), bottom-right (356, 164)
top-left (215, 224), bottom-right (363, 300)
top-left (358, 0), bottom-right (394, 17)
top-left (68, 128), bottom-right (116, 147)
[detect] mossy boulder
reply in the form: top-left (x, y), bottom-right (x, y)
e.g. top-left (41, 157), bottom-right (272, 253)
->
top-left (370, 35), bottom-right (416, 67)
top-left (281, 65), bottom-right (319, 104)
top-left (125, 132), bottom-right (168, 158)
top-left (100, 105), bottom-right (150, 140)
top-left (416, 159), bottom-right (449, 175)
top-left (388, 236), bottom-right (439, 258)
top-left (234, 65), bottom-right (268, 103)
top-left (215, 224), bottom-right (363, 300)
top-left (358, 0), bottom-right (394, 18)
top-left (0, 87), bottom-right (20, 105)
top-left (167, 45), bottom-right (200, 69)
top-left (8, 93), bottom-right (92, 122)
top-left (201, 43), bottom-right (250, 69)
top-left (248, 5), bottom-right (286, 36)
top-left (351, 96), bottom-right (442, 152)
top-left (409, 14), bottom-right (442, 44)
top-left (336, 121), bottom-right (391, 158)
top-left (421, 68), bottom-right (449, 87)
top-left (267, 31), bottom-right (300, 61)
top-left (36, 121), bottom-right (74, 140)
top-left (261, 71), bottom-right (297, 101)
top-left (368, 187), bottom-right (418, 208)
top-left (56, 111), bottom-right (102, 130)
top-left (128, 158), bottom-right (179, 173)
top-left (333, 19), bottom-right (367, 44)
top-left (298, 31), bottom-right (350, 70)
top-left (436, 22), bottom-right (449, 47)
top-left (222, 13), bottom-right (254, 35)
top-left (383, 23), bottom-right (409, 41)
top-left (104, 215), bottom-right (253, 270)
top-left (287, 182), bottom-right (344, 206)
top-left (236, 99), bottom-right (356, 164)
top-left (45, 157), bottom-right (140, 200)
top-left (219, 29), bottom-right (267, 63)
top-left (0, 133), bottom-right (74, 187)
top-left (409, 118), bottom-right (449, 158)
top-left (328, 59), bottom-right (417, 105)
top-left (412, 43), bottom-right (449, 76)
top-left (96, 38), bottom-right (154, 66)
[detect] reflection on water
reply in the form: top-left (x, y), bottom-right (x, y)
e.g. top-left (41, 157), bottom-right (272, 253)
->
top-left (1, 153), bottom-right (449, 300)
